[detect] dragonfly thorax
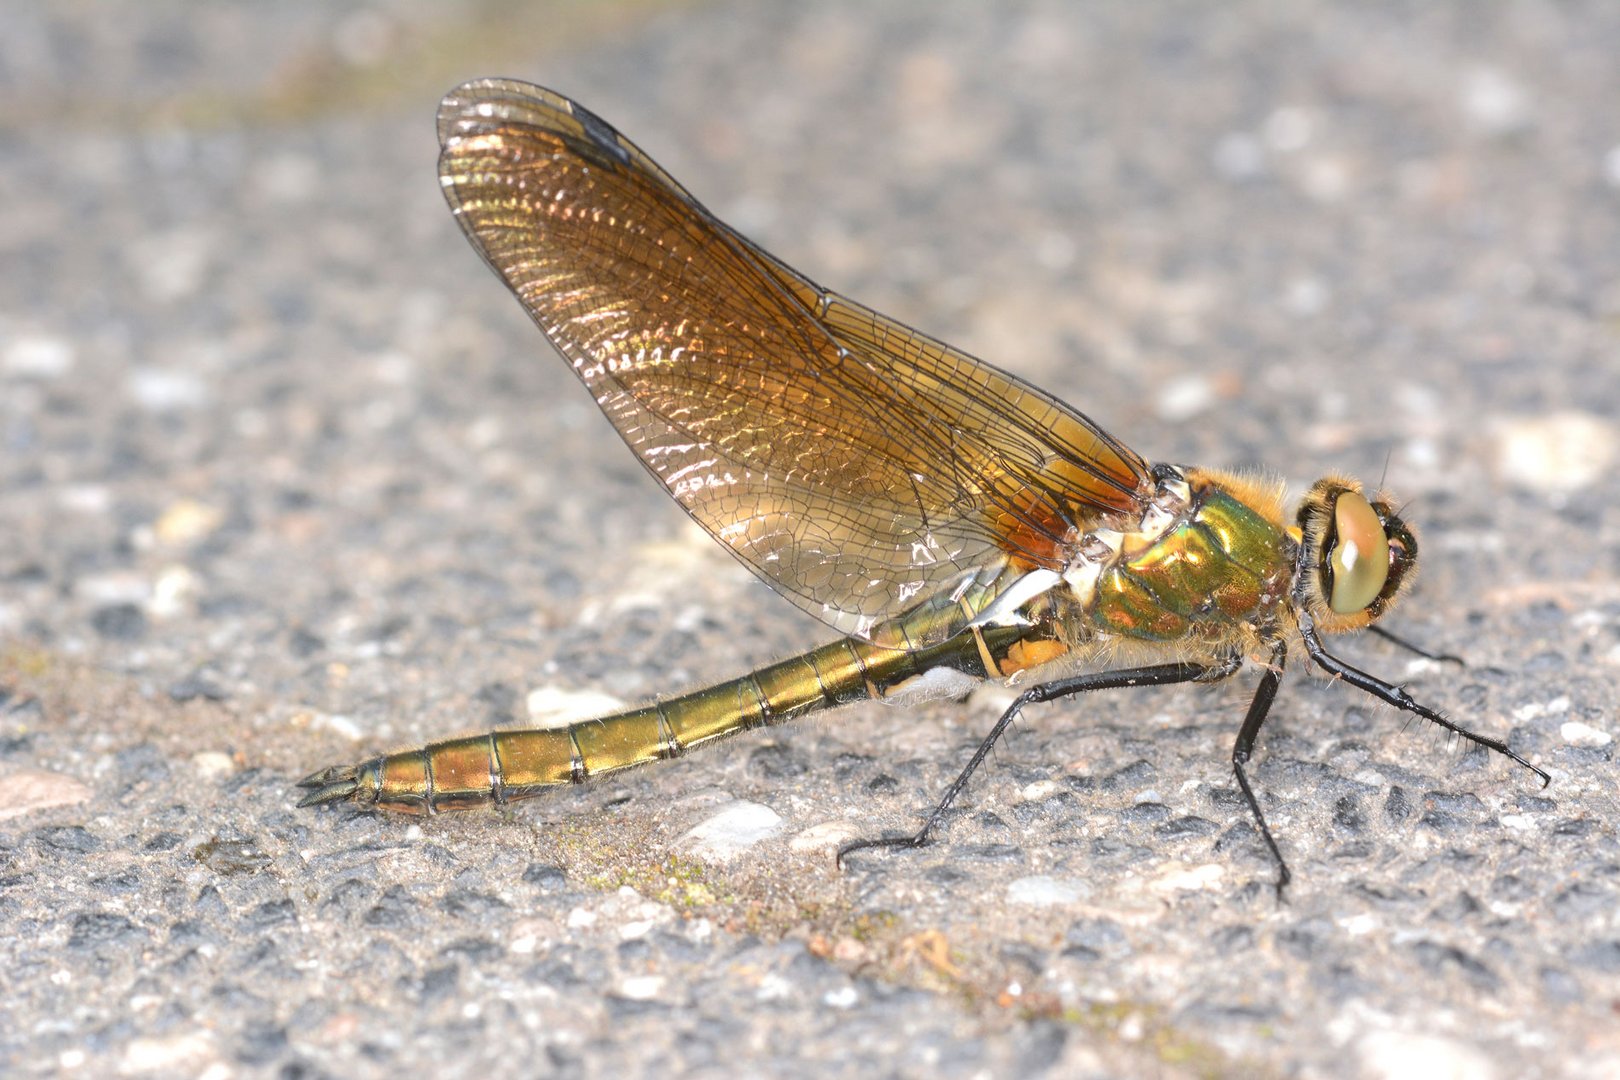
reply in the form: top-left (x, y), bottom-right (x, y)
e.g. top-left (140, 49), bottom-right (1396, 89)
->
top-left (1060, 465), bottom-right (1195, 611)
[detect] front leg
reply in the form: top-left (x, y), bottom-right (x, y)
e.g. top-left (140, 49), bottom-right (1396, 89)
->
top-left (1298, 610), bottom-right (1549, 786)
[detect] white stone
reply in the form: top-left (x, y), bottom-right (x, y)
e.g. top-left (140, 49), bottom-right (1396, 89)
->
top-left (0, 770), bottom-right (92, 820)
top-left (191, 752), bottom-right (235, 780)
top-left (127, 367), bottom-right (209, 412)
top-left (617, 975), bottom-right (665, 1001)
top-left (1149, 862), bottom-right (1225, 893)
top-left (1494, 413), bottom-right (1616, 495)
top-left (1356, 1030), bottom-right (1496, 1080)
top-left (1560, 720), bottom-right (1611, 747)
top-left (790, 820), bottom-right (861, 853)
top-left (3, 333), bottom-right (75, 377)
top-left (678, 801), bottom-right (782, 862)
top-left (120, 1032), bottom-right (219, 1073)
top-left (823, 986), bottom-right (859, 1009)
top-left (1006, 875), bottom-right (1089, 906)
top-left (525, 685), bottom-right (626, 727)
top-left (1155, 373), bottom-right (1217, 422)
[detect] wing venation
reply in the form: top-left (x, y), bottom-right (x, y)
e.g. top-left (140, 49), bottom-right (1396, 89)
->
top-left (437, 78), bottom-right (1149, 643)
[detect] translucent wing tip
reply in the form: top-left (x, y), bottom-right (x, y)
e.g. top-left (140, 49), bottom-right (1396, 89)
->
top-left (437, 78), bottom-right (629, 170)
top-left (437, 78), bottom-right (577, 147)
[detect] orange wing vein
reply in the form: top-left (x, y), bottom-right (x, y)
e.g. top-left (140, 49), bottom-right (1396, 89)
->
top-left (437, 78), bottom-right (1148, 644)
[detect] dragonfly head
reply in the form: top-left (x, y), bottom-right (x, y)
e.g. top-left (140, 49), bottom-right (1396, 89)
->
top-left (1293, 477), bottom-right (1418, 633)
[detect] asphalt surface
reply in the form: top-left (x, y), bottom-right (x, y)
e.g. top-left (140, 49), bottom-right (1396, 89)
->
top-left (3, 2), bottom-right (1619, 1077)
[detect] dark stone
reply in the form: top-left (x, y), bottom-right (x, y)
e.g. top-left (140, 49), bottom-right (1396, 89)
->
top-left (439, 890), bottom-right (508, 919)
top-left (1540, 967), bottom-right (1581, 1003)
top-left (954, 843), bottom-right (1023, 863)
top-left (1104, 760), bottom-right (1157, 788)
top-left (236, 1022), bottom-right (289, 1065)
top-left (1571, 940), bottom-right (1620, 973)
top-left (1553, 818), bottom-right (1599, 838)
top-left (91, 602), bottom-right (147, 640)
top-left (32, 825), bottom-right (100, 853)
top-left (1156, 814), bottom-right (1218, 838)
top-left (287, 627), bottom-right (325, 657)
top-left (1333, 795), bottom-right (1365, 832)
top-left (475, 680), bottom-right (517, 722)
top-left (67, 911), bottom-right (147, 950)
top-left (522, 863), bottom-right (568, 891)
top-left (865, 774), bottom-right (900, 794)
top-left (446, 937), bottom-right (501, 961)
top-left (1409, 940), bottom-right (1498, 989)
top-left (1065, 917), bottom-right (1129, 958)
top-left (1014, 1020), bottom-right (1067, 1075)
top-left (1552, 880), bottom-right (1613, 918)
top-left (1427, 892), bottom-right (1482, 922)
top-left (747, 742), bottom-right (807, 782)
top-left (245, 899), bottom-right (296, 931)
top-left (193, 837), bottom-right (272, 875)
top-left (1120, 801), bottom-right (1170, 826)
top-left (168, 671), bottom-right (228, 702)
top-left (364, 885), bottom-right (419, 929)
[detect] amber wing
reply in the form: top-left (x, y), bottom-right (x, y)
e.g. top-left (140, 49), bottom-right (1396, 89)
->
top-left (436, 79), bottom-right (1148, 644)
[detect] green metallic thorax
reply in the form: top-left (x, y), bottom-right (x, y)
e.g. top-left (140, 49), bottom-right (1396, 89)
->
top-left (1089, 477), bottom-right (1293, 643)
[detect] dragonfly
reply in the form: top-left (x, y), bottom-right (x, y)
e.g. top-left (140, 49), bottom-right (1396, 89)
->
top-left (298, 78), bottom-right (1548, 893)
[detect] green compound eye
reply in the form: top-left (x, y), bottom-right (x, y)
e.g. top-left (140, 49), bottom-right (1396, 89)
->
top-left (1327, 491), bottom-right (1390, 614)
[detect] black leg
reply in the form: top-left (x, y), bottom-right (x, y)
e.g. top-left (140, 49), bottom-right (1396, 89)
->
top-left (1300, 611), bottom-right (1550, 786)
top-left (1368, 624), bottom-right (1465, 666)
top-left (837, 657), bottom-right (1241, 867)
top-left (1230, 640), bottom-right (1291, 900)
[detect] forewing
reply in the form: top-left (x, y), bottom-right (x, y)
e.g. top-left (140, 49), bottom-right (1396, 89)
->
top-left (437, 79), bottom-right (1148, 643)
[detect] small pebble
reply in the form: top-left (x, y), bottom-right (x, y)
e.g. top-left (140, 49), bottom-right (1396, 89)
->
top-left (1513, 696), bottom-right (1570, 722)
top-left (1006, 875), bottom-right (1089, 906)
top-left (1603, 144), bottom-right (1620, 189)
top-left (1560, 720), bottom-right (1611, 748)
top-left (0, 770), bottom-right (92, 820)
top-left (127, 368), bottom-right (209, 412)
top-left (1213, 131), bottom-right (1265, 180)
top-left (3, 333), bottom-right (75, 378)
top-left (1356, 1030), bottom-right (1495, 1080)
top-left (1461, 67), bottom-right (1532, 137)
top-left (154, 500), bottom-right (224, 545)
top-left (678, 801), bottom-right (782, 862)
top-left (790, 820), bottom-right (860, 853)
top-left (1155, 373), bottom-right (1217, 422)
top-left (1019, 779), bottom-right (1063, 802)
top-left (1149, 862), bottom-right (1225, 893)
top-left (192, 752), bottom-right (236, 780)
top-left (120, 1031), bottom-right (220, 1073)
top-left (149, 566), bottom-right (200, 619)
top-left (305, 713), bottom-right (365, 741)
top-left (823, 986), bottom-right (859, 1009)
top-left (526, 686), bottom-right (626, 726)
top-left (1494, 413), bottom-right (1616, 495)
top-left (617, 975), bottom-right (665, 1001)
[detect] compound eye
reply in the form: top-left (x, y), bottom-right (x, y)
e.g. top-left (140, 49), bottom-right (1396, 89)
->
top-left (1327, 491), bottom-right (1390, 614)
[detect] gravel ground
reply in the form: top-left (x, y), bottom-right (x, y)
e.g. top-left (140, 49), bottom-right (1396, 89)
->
top-left (3, 2), bottom-right (1618, 1077)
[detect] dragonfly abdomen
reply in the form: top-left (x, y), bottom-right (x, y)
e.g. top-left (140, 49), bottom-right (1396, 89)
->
top-left (301, 623), bottom-right (1035, 815)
